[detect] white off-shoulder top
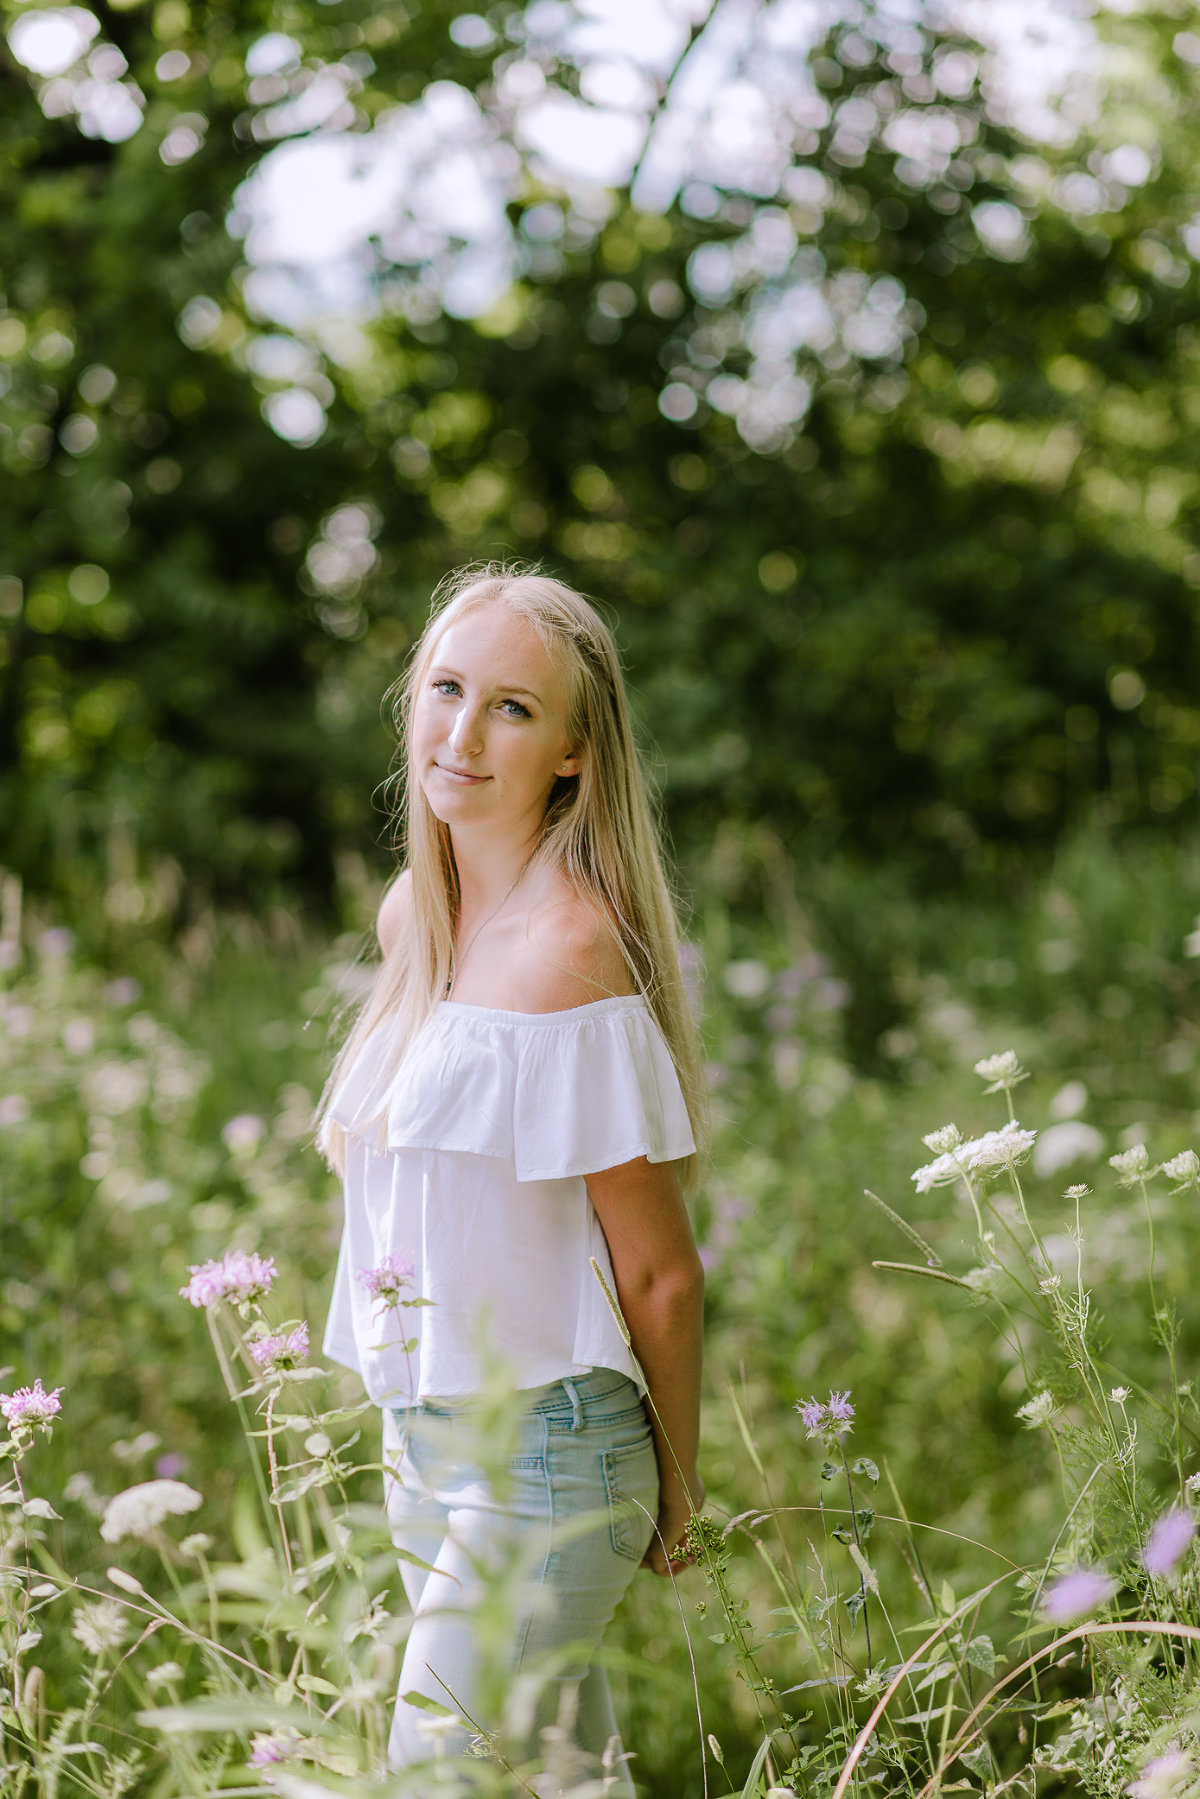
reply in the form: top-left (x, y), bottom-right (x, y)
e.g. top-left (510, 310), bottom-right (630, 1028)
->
top-left (321, 995), bottom-right (696, 1406)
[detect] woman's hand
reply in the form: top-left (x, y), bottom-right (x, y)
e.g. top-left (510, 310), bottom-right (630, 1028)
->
top-left (642, 1474), bottom-right (706, 1576)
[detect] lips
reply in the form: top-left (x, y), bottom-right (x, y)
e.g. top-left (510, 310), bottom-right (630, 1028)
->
top-left (434, 762), bottom-right (491, 786)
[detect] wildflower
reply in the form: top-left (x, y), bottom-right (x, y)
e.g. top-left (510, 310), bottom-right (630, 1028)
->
top-left (796, 1390), bottom-right (855, 1447)
top-left (356, 1252), bottom-right (416, 1308)
top-left (180, 1533), bottom-right (213, 1558)
top-left (1064, 1184), bottom-right (1091, 1199)
top-left (146, 1661), bottom-right (184, 1689)
top-left (249, 1322), bottom-right (309, 1374)
top-left (1110, 1387), bottom-right (1131, 1404)
top-left (1143, 1510), bottom-right (1196, 1577)
top-left (179, 1249), bottom-right (276, 1310)
top-left (100, 1478), bottom-right (203, 1543)
top-left (1128, 1749), bottom-right (1197, 1799)
top-left (222, 1113), bottom-right (266, 1154)
top-left (1187, 1473), bottom-right (1200, 1497)
top-left (856, 1669), bottom-right (888, 1700)
top-left (0, 1094), bottom-right (29, 1127)
top-left (1042, 1566), bottom-right (1117, 1621)
top-left (1040, 1275), bottom-right (1062, 1294)
top-left (1017, 1391), bottom-right (1057, 1428)
top-left (249, 1732), bottom-right (301, 1768)
top-left (963, 1265), bottom-right (1003, 1299)
top-left (974, 1050), bottom-right (1029, 1093)
top-left (154, 1452), bottom-right (187, 1479)
top-left (797, 1398), bottom-right (825, 1435)
top-left (922, 1124), bottom-right (962, 1155)
top-left (1110, 1145), bottom-right (1151, 1185)
top-left (64, 1472), bottom-right (105, 1516)
top-left (1159, 1150), bottom-right (1200, 1191)
top-left (966, 1120), bottom-right (1037, 1176)
top-left (71, 1599), bottom-right (128, 1655)
top-left (912, 1146), bottom-right (967, 1193)
top-left (0, 1381), bottom-right (62, 1453)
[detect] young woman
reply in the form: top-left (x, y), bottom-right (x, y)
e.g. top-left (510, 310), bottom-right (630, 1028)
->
top-left (318, 566), bottom-right (706, 1786)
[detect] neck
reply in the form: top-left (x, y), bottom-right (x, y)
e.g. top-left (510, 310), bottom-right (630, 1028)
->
top-left (450, 820), bottom-right (544, 926)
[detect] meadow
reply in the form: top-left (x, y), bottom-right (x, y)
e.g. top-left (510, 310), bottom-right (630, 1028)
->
top-left (6, 821), bottom-right (1200, 1795)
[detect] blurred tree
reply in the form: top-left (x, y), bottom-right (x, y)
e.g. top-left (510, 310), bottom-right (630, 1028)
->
top-left (1, 0), bottom-right (1198, 911)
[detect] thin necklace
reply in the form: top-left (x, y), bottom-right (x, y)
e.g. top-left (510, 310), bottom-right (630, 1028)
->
top-left (445, 853), bottom-right (536, 998)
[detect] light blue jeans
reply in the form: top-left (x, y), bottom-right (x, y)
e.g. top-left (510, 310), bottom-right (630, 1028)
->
top-left (384, 1368), bottom-right (659, 1788)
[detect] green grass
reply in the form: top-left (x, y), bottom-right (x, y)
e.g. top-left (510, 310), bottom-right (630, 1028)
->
top-left (5, 824), bottom-right (1200, 1794)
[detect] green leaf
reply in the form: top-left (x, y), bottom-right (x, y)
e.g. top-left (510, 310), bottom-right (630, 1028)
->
top-left (400, 1691), bottom-right (455, 1716)
top-left (296, 1675), bottom-right (340, 1696)
top-left (820, 1461), bottom-right (838, 1481)
top-left (831, 1526), bottom-right (854, 1545)
top-left (852, 1458), bottom-right (880, 1484)
top-left (965, 1635), bottom-right (995, 1677)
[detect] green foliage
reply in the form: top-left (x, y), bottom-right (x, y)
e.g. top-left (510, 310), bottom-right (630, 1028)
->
top-left (4, 824), bottom-right (1200, 1791)
top-left (3, 2), bottom-right (1200, 902)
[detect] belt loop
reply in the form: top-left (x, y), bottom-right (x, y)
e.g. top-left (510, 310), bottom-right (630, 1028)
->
top-left (561, 1376), bottom-right (584, 1433)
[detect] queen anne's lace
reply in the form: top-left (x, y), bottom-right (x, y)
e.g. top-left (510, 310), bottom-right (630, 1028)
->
top-left (100, 1478), bottom-right (203, 1543)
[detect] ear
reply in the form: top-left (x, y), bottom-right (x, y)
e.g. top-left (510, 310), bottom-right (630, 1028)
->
top-left (556, 751), bottom-right (582, 778)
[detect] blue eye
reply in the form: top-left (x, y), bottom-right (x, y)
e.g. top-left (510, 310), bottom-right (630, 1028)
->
top-left (500, 699), bottom-right (531, 719)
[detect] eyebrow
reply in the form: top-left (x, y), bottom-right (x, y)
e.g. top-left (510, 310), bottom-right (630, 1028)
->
top-left (428, 664), bottom-right (543, 704)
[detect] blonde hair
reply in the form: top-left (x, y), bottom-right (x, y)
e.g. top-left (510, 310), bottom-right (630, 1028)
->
top-left (318, 562), bottom-right (706, 1185)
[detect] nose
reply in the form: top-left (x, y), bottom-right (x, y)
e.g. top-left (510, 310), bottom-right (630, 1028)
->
top-left (447, 698), bottom-right (485, 757)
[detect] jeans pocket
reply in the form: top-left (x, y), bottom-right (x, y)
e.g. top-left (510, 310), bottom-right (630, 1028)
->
top-left (602, 1438), bottom-right (658, 1562)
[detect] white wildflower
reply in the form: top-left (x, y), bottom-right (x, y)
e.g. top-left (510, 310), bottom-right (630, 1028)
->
top-left (1040, 1275), bottom-right (1062, 1293)
top-left (1186, 1473), bottom-right (1200, 1496)
top-left (963, 1265), bottom-right (1003, 1299)
top-left (146, 1661), bottom-right (184, 1689)
top-left (1017, 1391), bottom-right (1057, 1428)
top-left (71, 1598), bottom-right (128, 1655)
top-left (974, 1050), bottom-right (1029, 1093)
top-left (911, 1147), bottom-right (965, 1193)
top-left (923, 1124), bottom-right (962, 1155)
top-left (966, 1120), bottom-right (1037, 1176)
top-left (179, 1532), bottom-right (213, 1558)
top-left (100, 1479), bottom-right (202, 1544)
top-left (1064, 1183), bottom-right (1091, 1199)
top-left (1159, 1150), bottom-right (1200, 1190)
top-left (1110, 1144), bottom-right (1151, 1184)
top-left (1111, 1387), bottom-right (1131, 1403)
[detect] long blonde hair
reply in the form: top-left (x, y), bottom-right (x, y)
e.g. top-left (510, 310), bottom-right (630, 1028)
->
top-left (318, 563), bottom-right (706, 1185)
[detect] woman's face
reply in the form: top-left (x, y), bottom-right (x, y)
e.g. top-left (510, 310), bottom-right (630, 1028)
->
top-left (412, 601), bottom-right (580, 838)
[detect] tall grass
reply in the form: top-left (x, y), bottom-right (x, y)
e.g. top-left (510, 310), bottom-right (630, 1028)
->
top-left (4, 825), bottom-right (1200, 1795)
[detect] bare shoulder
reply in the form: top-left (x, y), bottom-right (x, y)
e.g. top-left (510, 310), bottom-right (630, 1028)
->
top-left (513, 880), bottom-right (634, 1013)
top-left (376, 869), bottom-right (412, 959)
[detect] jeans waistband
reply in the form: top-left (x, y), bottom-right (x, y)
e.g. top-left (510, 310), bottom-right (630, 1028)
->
top-left (402, 1368), bottom-right (642, 1431)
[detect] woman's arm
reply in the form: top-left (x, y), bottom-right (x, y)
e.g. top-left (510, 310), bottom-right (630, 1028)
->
top-left (585, 1156), bottom-right (705, 1576)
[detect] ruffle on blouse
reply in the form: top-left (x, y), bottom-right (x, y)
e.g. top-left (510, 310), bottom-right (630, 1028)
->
top-left (327, 995), bottom-right (695, 1181)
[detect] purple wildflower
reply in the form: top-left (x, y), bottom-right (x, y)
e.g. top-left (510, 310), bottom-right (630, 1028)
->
top-left (154, 1452), bottom-right (188, 1480)
top-left (180, 1249), bottom-right (276, 1310)
top-left (1143, 1510), bottom-right (1196, 1577)
top-left (796, 1390), bottom-right (855, 1447)
top-left (797, 1398), bottom-right (826, 1438)
top-left (248, 1734), bottom-right (294, 1768)
top-left (1, 1380), bottom-right (64, 1427)
top-left (249, 1323), bottom-right (309, 1373)
top-left (1043, 1566), bottom-right (1117, 1622)
top-left (356, 1252), bottom-right (416, 1308)
top-left (1128, 1750), bottom-right (1196, 1799)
